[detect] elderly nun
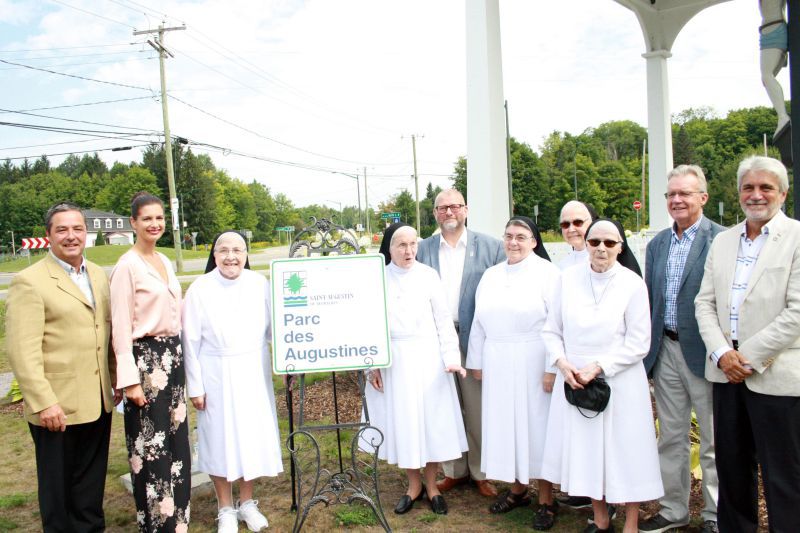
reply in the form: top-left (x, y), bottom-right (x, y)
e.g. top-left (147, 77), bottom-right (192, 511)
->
top-left (365, 222), bottom-right (467, 516)
top-left (540, 219), bottom-right (659, 533)
top-left (182, 231), bottom-right (282, 533)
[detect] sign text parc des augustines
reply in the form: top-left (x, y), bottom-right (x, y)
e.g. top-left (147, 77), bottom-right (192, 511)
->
top-left (271, 254), bottom-right (392, 374)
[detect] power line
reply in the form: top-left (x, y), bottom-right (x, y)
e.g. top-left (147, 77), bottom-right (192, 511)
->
top-left (0, 50), bottom-right (150, 60)
top-left (167, 94), bottom-right (380, 165)
top-left (0, 59), bottom-right (153, 91)
top-left (168, 44), bottom-right (261, 94)
top-left (49, 0), bottom-right (135, 29)
top-left (0, 108), bottom-right (161, 133)
top-left (0, 43), bottom-right (132, 53)
top-left (0, 137), bottom-right (126, 151)
top-left (114, 0), bottom-right (178, 23)
top-left (0, 56), bottom-right (157, 71)
top-left (1, 143), bottom-right (151, 161)
top-left (0, 121), bottom-right (159, 145)
top-left (3, 96), bottom-right (154, 113)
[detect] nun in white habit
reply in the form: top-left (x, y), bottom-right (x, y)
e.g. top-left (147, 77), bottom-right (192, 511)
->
top-left (365, 222), bottom-right (467, 516)
top-left (541, 219), bottom-right (659, 533)
top-left (183, 231), bottom-right (282, 533)
top-left (467, 216), bottom-right (562, 530)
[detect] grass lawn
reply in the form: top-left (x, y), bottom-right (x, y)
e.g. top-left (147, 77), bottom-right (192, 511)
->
top-left (0, 246), bottom-right (208, 273)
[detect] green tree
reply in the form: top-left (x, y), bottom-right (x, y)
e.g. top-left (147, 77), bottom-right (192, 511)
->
top-left (393, 190), bottom-right (416, 226)
top-left (96, 167), bottom-right (161, 216)
top-left (248, 181), bottom-right (277, 241)
top-left (95, 227), bottom-right (106, 246)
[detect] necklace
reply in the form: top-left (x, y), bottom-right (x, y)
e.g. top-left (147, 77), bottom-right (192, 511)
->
top-left (588, 269), bottom-right (616, 307)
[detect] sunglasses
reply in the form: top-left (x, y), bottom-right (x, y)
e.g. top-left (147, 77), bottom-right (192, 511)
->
top-left (586, 238), bottom-right (621, 248)
top-left (560, 219), bottom-right (586, 229)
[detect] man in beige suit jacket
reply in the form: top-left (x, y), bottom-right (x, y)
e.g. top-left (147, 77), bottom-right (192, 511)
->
top-left (7, 202), bottom-right (116, 532)
top-left (695, 156), bottom-right (800, 533)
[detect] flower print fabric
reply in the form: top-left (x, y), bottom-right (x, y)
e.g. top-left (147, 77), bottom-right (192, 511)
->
top-left (124, 335), bottom-right (191, 532)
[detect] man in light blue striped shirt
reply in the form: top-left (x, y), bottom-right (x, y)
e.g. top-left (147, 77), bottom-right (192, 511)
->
top-left (642, 165), bottom-right (724, 533)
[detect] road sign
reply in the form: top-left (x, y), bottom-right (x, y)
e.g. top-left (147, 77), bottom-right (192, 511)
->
top-left (380, 212), bottom-right (401, 219)
top-left (21, 237), bottom-right (49, 249)
top-left (633, 200), bottom-right (642, 211)
top-left (276, 226), bottom-right (294, 231)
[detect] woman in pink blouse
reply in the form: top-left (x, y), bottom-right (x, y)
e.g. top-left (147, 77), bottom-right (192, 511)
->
top-left (110, 192), bottom-right (190, 532)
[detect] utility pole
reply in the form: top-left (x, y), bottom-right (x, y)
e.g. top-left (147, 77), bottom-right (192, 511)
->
top-left (411, 134), bottom-right (422, 234)
top-left (134, 22), bottom-right (186, 272)
top-left (505, 100), bottom-right (513, 216)
top-left (641, 138), bottom-right (647, 226)
top-left (364, 167), bottom-right (370, 236)
top-left (8, 230), bottom-right (15, 257)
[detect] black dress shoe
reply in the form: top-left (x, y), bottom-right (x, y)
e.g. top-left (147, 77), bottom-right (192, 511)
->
top-left (430, 494), bottom-right (448, 515)
top-left (394, 487), bottom-right (426, 514)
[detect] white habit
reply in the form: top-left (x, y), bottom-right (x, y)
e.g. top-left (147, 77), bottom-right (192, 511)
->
top-left (364, 261), bottom-right (467, 469)
top-left (183, 268), bottom-right (283, 481)
top-left (541, 262), bottom-right (662, 503)
top-left (557, 247), bottom-right (588, 270)
top-left (467, 253), bottom-right (561, 483)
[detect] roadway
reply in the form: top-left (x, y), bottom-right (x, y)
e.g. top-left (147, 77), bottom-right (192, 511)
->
top-left (0, 245), bottom-right (291, 301)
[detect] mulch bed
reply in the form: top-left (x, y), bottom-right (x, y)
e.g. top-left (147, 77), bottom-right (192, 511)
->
top-left (276, 372), bottom-right (364, 424)
top-left (279, 374), bottom-right (770, 531)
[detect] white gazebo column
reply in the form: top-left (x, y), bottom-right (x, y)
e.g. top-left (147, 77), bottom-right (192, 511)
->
top-left (465, 0), bottom-right (509, 236)
top-left (613, 0), bottom-right (731, 232)
top-left (644, 50), bottom-right (673, 231)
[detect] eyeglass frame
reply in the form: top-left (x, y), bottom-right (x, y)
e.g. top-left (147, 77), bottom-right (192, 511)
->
top-left (214, 247), bottom-right (247, 257)
top-left (434, 203), bottom-right (466, 214)
top-left (663, 190), bottom-right (706, 200)
top-left (586, 238), bottom-right (621, 248)
top-left (559, 218), bottom-right (587, 230)
top-left (502, 233), bottom-right (533, 243)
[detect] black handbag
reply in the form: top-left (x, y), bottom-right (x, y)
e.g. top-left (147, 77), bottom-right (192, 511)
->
top-left (564, 377), bottom-right (611, 418)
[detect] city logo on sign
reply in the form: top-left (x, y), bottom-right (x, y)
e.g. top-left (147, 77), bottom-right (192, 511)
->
top-left (283, 271), bottom-right (308, 307)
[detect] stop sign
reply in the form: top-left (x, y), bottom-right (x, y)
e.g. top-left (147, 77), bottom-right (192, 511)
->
top-left (633, 200), bottom-right (642, 211)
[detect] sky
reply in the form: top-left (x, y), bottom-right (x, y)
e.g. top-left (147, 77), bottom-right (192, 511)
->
top-left (0, 0), bottom-right (787, 214)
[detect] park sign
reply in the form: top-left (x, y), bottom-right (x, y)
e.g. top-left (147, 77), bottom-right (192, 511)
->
top-left (21, 237), bottom-right (49, 249)
top-left (380, 212), bottom-right (401, 219)
top-left (270, 254), bottom-right (391, 374)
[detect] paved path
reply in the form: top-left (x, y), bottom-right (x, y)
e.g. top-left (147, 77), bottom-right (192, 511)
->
top-left (0, 372), bottom-right (13, 399)
top-left (0, 246), bottom-right (292, 300)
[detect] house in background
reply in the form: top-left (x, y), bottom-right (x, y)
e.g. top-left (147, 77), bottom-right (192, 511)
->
top-left (83, 209), bottom-right (134, 246)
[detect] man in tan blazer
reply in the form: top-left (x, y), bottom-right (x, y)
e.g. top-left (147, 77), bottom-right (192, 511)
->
top-left (7, 202), bottom-right (116, 532)
top-left (695, 156), bottom-right (800, 533)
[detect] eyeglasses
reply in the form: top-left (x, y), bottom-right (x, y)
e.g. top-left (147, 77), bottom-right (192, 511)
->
top-left (664, 191), bottom-right (704, 199)
top-left (214, 247), bottom-right (246, 256)
top-left (559, 219), bottom-right (586, 229)
top-left (503, 233), bottom-right (532, 243)
top-left (435, 203), bottom-right (465, 214)
top-left (586, 238), bottom-right (621, 248)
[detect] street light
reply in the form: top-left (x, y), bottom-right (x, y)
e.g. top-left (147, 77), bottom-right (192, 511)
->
top-left (331, 171), bottom-right (362, 230)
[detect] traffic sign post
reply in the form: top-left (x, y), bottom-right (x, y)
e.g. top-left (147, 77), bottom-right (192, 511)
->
top-left (633, 200), bottom-right (642, 232)
top-left (380, 212), bottom-right (401, 220)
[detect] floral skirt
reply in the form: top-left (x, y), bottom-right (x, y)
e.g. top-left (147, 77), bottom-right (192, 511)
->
top-left (124, 335), bottom-right (191, 532)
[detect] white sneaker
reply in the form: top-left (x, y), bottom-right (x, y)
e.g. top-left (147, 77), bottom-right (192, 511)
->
top-left (217, 506), bottom-right (239, 533)
top-left (237, 499), bottom-right (269, 531)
